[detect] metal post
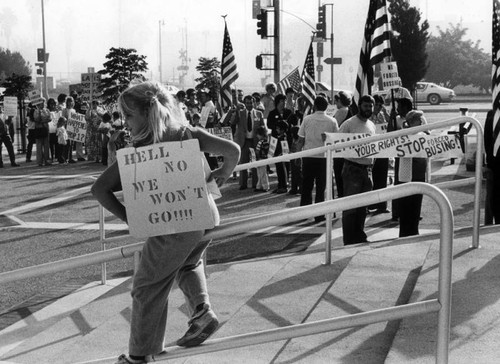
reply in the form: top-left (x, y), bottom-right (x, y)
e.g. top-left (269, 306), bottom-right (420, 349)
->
top-left (324, 148), bottom-right (333, 265)
top-left (159, 20), bottom-right (164, 83)
top-left (330, 4), bottom-right (334, 96)
top-left (273, 0), bottom-right (280, 83)
top-left (40, 0), bottom-right (48, 99)
top-left (99, 205), bottom-right (107, 285)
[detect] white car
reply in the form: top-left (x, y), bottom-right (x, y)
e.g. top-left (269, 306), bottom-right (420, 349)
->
top-left (415, 82), bottom-right (455, 105)
top-left (374, 82), bottom-right (455, 105)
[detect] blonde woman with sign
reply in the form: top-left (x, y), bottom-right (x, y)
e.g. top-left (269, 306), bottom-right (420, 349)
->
top-left (91, 81), bottom-right (240, 364)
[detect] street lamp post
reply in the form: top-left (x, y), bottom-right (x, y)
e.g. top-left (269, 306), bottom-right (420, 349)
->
top-left (41, 0), bottom-right (48, 99)
top-left (159, 20), bottom-right (165, 84)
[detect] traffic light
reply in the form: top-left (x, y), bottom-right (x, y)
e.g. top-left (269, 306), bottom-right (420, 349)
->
top-left (256, 9), bottom-right (268, 39)
top-left (316, 5), bottom-right (326, 39)
top-left (256, 55), bottom-right (263, 70)
top-left (37, 48), bottom-right (44, 62)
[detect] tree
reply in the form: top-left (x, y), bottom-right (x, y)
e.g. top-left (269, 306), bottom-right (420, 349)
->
top-left (426, 23), bottom-right (491, 91)
top-left (194, 57), bottom-right (220, 101)
top-left (1, 73), bottom-right (34, 152)
top-left (1, 73), bottom-right (33, 99)
top-left (97, 47), bottom-right (148, 105)
top-left (388, 0), bottom-right (429, 92)
top-left (0, 48), bottom-right (31, 81)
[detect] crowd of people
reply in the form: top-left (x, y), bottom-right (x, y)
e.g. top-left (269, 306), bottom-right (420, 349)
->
top-left (1, 82), bottom-right (432, 244)
top-left (0, 91), bottom-right (127, 168)
top-left (1, 79), bottom-right (492, 364)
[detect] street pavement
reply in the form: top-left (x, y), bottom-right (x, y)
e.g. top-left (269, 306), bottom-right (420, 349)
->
top-left (0, 102), bottom-right (492, 363)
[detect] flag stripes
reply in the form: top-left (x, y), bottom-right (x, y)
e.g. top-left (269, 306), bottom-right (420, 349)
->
top-left (276, 67), bottom-right (301, 95)
top-left (353, 0), bottom-right (392, 106)
top-left (300, 42), bottom-right (316, 111)
top-left (492, 0), bottom-right (500, 156)
top-left (220, 21), bottom-right (239, 110)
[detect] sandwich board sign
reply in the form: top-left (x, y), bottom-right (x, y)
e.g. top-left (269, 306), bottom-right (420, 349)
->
top-left (116, 139), bottom-right (216, 238)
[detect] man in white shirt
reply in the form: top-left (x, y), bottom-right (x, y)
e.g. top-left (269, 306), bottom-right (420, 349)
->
top-left (199, 89), bottom-right (217, 128)
top-left (339, 95), bottom-right (376, 244)
top-left (296, 95), bottom-right (339, 222)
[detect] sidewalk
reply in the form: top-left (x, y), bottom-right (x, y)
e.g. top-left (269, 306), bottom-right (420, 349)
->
top-left (1, 217), bottom-right (499, 363)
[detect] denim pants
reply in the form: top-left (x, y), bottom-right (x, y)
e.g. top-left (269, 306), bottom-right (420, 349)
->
top-left (36, 136), bottom-right (50, 165)
top-left (300, 157), bottom-right (327, 206)
top-left (129, 230), bottom-right (210, 356)
top-left (342, 161), bottom-right (373, 245)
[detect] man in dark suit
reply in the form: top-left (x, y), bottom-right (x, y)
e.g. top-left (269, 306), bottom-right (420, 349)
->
top-left (230, 95), bottom-right (266, 190)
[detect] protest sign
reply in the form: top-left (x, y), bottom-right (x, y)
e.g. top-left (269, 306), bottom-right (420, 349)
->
top-left (66, 112), bottom-right (87, 142)
top-left (281, 140), bottom-right (290, 154)
top-left (375, 123), bottom-right (388, 134)
top-left (268, 136), bottom-right (278, 158)
top-left (28, 90), bottom-right (44, 105)
top-left (3, 96), bottom-right (18, 117)
top-left (324, 132), bottom-right (464, 159)
top-left (117, 139), bottom-right (215, 238)
top-left (81, 72), bottom-right (101, 103)
top-left (206, 126), bottom-right (233, 141)
top-left (380, 62), bottom-right (402, 90)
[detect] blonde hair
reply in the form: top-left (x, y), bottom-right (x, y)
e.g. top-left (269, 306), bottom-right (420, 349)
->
top-left (118, 81), bottom-right (188, 146)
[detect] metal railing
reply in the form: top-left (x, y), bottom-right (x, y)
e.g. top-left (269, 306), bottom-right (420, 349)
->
top-left (2, 182), bottom-right (451, 364)
top-left (0, 116), bottom-right (477, 363)
top-left (233, 115), bottom-right (482, 263)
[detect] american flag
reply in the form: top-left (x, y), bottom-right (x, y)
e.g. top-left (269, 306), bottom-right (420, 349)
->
top-left (492, 0), bottom-right (500, 156)
top-left (220, 21), bottom-right (239, 110)
top-left (353, 0), bottom-right (392, 106)
top-left (276, 67), bottom-right (301, 95)
top-left (300, 42), bottom-right (316, 111)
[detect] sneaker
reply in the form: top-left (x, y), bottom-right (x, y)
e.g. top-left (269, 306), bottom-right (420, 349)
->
top-left (176, 304), bottom-right (219, 347)
top-left (114, 354), bottom-right (148, 364)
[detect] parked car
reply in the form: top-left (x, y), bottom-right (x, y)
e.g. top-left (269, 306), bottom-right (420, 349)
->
top-left (415, 82), bottom-right (455, 105)
top-left (373, 82), bottom-right (455, 105)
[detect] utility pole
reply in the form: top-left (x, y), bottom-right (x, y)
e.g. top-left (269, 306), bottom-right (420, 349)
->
top-left (273, 0), bottom-right (280, 83)
top-left (41, 0), bottom-right (48, 99)
top-left (158, 20), bottom-right (164, 84)
top-left (327, 3), bottom-right (334, 95)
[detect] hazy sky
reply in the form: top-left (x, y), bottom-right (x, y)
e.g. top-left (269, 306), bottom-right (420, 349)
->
top-left (0, 0), bottom-right (491, 91)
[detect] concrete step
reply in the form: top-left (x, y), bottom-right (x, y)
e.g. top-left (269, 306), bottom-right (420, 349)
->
top-left (386, 227), bottom-right (500, 364)
top-left (1, 250), bottom-right (344, 364)
top-left (4, 225), bottom-right (495, 364)
top-left (271, 242), bottom-right (431, 364)
top-left (0, 278), bottom-right (129, 361)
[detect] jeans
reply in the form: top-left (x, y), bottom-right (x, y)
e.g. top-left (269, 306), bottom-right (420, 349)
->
top-left (342, 160), bottom-right (373, 245)
top-left (300, 157), bottom-right (328, 206)
top-left (36, 136), bottom-right (50, 165)
top-left (129, 230), bottom-right (210, 356)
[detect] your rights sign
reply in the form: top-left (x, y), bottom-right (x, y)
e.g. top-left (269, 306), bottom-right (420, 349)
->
top-left (117, 139), bottom-right (215, 238)
top-left (324, 132), bottom-right (464, 159)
